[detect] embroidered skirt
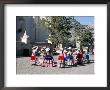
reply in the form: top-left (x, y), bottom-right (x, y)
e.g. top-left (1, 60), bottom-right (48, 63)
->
top-left (58, 56), bottom-right (64, 60)
top-left (31, 56), bottom-right (36, 60)
top-left (45, 55), bottom-right (53, 60)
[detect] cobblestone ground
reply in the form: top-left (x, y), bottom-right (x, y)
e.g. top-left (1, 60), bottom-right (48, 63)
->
top-left (16, 55), bottom-right (94, 74)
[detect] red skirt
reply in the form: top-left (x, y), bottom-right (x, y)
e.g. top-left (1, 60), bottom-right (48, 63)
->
top-left (58, 56), bottom-right (64, 60)
top-left (31, 56), bottom-right (37, 60)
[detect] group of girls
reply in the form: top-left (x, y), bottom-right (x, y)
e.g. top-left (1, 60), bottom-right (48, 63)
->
top-left (57, 47), bottom-right (78, 67)
top-left (30, 46), bottom-right (55, 67)
top-left (30, 46), bottom-right (90, 67)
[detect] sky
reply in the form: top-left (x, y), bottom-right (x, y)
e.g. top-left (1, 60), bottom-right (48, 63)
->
top-left (74, 16), bottom-right (94, 26)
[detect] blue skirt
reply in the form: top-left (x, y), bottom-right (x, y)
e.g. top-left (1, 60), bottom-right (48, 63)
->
top-left (65, 55), bottom-right (73, 61)
top-left (45, 55), bottom-right (53, 60)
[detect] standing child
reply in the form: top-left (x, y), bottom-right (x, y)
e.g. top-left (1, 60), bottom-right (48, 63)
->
top-left (67, 47), bottom-right (73, 66)
top-left (83, 51), bottom-right (90, 64)
top-left (86, 52), bottom-right (90, 63)
top-left (63, 49), bottom-right (68, 67)
top-left (83, 51), bottom-right (86, 63)
top-left (58, 48), bottom-right (64, 68)
top-left (30, 46), bottom-right (38, 65)
top-left (40, 48), bottom-right (46, 66)
top-left (77, 50), bottom-right (83, 65)
top-left (72, 49), bottom-right (77, 66)
top-left (45, 48), bottom-right (54, 67)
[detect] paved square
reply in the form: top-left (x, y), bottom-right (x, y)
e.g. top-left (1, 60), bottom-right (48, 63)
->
top-left (16, 55), bottom-right (94, 74)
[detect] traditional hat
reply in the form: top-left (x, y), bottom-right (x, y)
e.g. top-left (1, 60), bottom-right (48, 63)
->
top-left (75, 48), bottom-right (78, 49)
top-left (68, 47), bottom-right (72, 49)
top-left (43, 47), bottom-right (46, 49)
top-left (32, 46), bottom-right (38, 50)
top-left (41, 48), bottom-right (45, 51)
top-left (45, 48), bottom-right (50, 52)
top-left (63, 50), bottom-right (68, 53)
top-left (60, 48), bottom-right (63, 50)
top-left (64, 47), bottom-right (67, 49)
top-left (78, 49), bottom-right (80, 51)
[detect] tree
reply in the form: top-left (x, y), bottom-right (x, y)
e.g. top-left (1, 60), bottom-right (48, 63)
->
top-left (79, 28), bottom-right (94, 47)
top-left (41, 16), bottom-right (74, 48)
top-left (40, 16), bottom-right (94, 49)
top-left (72, 19), bottom-right (94, 48)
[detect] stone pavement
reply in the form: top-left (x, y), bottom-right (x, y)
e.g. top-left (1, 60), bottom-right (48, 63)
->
top-left (16, 55), bottom-right (94, 74)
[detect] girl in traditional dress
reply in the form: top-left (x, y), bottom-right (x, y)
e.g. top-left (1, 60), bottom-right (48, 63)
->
top-left (45, 48), bottom-right (54, 67)
top-left (63, 49), bottom-right (68, 67)
top-left (83, 51), bottom-right (86, 63)
top-left (72, 49), bottom-right (77, 66)
top-left (86, 51), bottom-right (90, 63)
top-left (30, 46), bottom-right (38, 65)
top-left (39, 48), bottom-right (46, 66)
top-left (67, 47), bottom-right (73, 66)
top-left (57, 48), bottom-right (64, 68)
top-left (76, 50), bottom-right (83, 65)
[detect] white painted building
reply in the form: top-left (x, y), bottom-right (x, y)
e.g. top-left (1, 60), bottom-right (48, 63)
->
top-left (16, 16), bottom-right (50, 56)
top-left (33, 16), bottom-right (49, 42)
top-left (16, 16), bottom-right (49, 43)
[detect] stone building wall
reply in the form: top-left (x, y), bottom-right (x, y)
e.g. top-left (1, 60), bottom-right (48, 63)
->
top-left (16, 42), bottom-right (32, 57)
top-left (16, 16), bottom-right (50, 57)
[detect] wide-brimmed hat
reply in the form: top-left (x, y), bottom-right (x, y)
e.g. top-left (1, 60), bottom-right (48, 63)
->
top-left (45, 48), bottom-right (50, 52)
top-left (41, 48), bottom-right (45, 51)
top-left (68, 47), bottom-right (72, 49)
top-left (43, 47), bottom-right (46, 49)
top-left (78, 49), bottom-right (80, 51)
top-left (63, 50), bottom-right (68, 53)
top-left (75, 48), bottom-right (78, 50)
top-left (64, 47), bottom-right (67, 49)
top-left (32, 46), bottom-right (38, 50)
top-left (60, 48), bottom-right (63, 50)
